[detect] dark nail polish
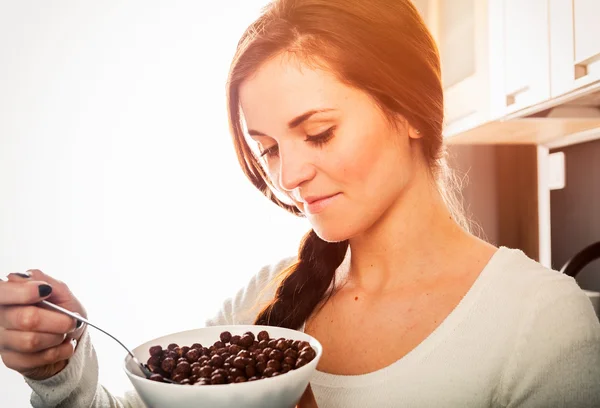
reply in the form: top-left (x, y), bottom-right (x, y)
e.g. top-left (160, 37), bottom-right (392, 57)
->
top-left (76, 319), bottom-right (83, 329)
top-left (15, 272), bottom-right (31, 279)
top-left (38, 284), bottom-right (52, 298)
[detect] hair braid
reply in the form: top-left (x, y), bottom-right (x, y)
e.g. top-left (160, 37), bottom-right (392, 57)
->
top-left (255, 230), bottom-right (348, 328)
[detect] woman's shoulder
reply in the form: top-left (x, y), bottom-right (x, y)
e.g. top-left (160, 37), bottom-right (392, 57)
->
top-left (492, 247), bottom-right (600, 406)
top-left (204, 255), bottom-right (297, 327)
top-left (487, 246), bottom-right (582, 298)
top-left (486, 246), bottom-right (598, 335)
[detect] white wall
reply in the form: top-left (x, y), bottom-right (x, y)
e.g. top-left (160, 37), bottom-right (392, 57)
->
top-left (0, 1), bottom-right (309, 406)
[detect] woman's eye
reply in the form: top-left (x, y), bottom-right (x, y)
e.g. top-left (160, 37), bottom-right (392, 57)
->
top-left (305, 126), bottom-right (336, 146)
top-left (259, 126), bottom-right (335, 159)
top-left (260, 145), bottom-right (279, 158)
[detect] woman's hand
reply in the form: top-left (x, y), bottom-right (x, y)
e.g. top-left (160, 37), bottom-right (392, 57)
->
top-left (297, 384), bottom-right (318, 408)
top-left (0, 269), bottom-right (87, 380)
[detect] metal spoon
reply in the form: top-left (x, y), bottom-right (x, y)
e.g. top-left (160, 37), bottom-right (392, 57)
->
top-left (0, 276), bottom-right (172, 383)
top-left (39, 300), bottom-right (174, 383)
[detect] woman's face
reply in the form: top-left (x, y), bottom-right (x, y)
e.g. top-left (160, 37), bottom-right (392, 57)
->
top-left (239, 54), bottom-right (424, 242)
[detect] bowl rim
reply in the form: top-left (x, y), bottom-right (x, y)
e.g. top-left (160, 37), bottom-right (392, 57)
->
top-left (122, 324), bottom-right (323, 387)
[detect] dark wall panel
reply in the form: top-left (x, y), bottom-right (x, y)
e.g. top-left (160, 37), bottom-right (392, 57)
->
top-left (550, 139), bottom-right (600, 291)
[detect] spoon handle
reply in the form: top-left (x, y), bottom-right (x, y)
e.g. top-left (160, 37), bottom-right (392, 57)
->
top-left (0, 277), bottom-right (161, 381)
top-left (40, 300), bottom-right (157, 379)
top-left (40, 300), bottom-right (136, 360)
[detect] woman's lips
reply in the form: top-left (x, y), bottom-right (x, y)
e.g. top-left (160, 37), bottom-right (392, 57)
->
top-left (303, 193), bottom-right (341, 214)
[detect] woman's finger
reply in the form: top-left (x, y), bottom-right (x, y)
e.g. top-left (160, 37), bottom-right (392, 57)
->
top-left (0, 328), bottom-right (66, 353)
top-left (6, 272), bottom-right (33, 282)
top-left (0, 336), bottom-right (77, 373)
top-left (0, 305), bottom-right (78, 334)
top-left (25, 269), bottom-right (73, 304)
top-left (0, 280), bottom-right (53, 305)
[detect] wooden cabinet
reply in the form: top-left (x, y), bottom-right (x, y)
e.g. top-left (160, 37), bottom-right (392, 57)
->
top-left (550, 0), bottom-right (600, 97)
top-left (489, 0), bottom-right (551, 117)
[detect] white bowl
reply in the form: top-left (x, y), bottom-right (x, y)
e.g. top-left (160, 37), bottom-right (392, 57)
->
top-left (123, 325), bottom-right (323, 408)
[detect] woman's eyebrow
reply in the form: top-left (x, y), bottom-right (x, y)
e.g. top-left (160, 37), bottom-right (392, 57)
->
top-left (247, 108), bottom-right (336, 137)
top-left (287, 108), bottom-right (335, 129)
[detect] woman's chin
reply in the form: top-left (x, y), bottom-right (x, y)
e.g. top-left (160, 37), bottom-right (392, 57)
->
top-left (311, 223), bottom-right (354, 243)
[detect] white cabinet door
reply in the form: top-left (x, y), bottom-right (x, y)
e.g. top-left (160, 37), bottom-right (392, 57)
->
top-left (429, 0), bottom-right (491, 137)
top-left (550, 0), bottom-right (600, 97)
top-left (489, 0), bottom-right (551, 117)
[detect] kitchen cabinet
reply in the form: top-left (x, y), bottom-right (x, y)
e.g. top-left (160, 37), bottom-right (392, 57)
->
top-left (550, 0), bottom-right (600, 97)
top-left (419, 0), bottom-right (552, 136)
top-left (424, 0), bottom-right (492, 137)
top-left (416, 0), bottom-right (600, 145)
top-left (489, 0), bottom-right (551, 117)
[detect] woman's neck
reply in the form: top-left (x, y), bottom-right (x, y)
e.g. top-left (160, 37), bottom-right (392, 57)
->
top-left (347, 174), bottom-right (469, 294)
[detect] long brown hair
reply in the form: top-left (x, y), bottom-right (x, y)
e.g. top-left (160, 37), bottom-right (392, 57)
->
top-left (226, 0), bottom-right (466, 329)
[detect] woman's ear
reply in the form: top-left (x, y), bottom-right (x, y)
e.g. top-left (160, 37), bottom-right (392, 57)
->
top-left (408, 126), bottom-right (423, 140)
top-left (394, 115), bottom-right (422, 140)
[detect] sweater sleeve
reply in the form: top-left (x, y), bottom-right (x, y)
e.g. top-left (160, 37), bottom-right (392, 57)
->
top-left (499, 276), bottom-right (600, 408)
top-left (25, 329), bottom-right (146, 408)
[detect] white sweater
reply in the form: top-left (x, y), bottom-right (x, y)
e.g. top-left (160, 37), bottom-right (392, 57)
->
top-left (25, 247), bottom-right (600, 407)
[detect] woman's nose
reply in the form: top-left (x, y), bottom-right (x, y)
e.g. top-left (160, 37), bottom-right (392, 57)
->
top-left (277, 147), bottom-right (316, 192)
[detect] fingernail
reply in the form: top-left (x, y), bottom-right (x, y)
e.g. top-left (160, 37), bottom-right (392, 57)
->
top-left (14, 272), bottom-right (31, 279)
top-left (38, 284), bottom-right (52, 298)
top-left (76, 319), bottom-right (83, 329)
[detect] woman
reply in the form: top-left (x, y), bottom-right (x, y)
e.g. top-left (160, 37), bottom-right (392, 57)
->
top-left (1, 0), bottom-right (599, 407)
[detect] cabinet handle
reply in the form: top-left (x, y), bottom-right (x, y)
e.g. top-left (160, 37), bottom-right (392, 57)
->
top-left (575, 63), bottom-right (588, 80)
top-left (506, 86), bottom-right (530, 107)
top-left (574, 54), bottom-right (600, 80)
